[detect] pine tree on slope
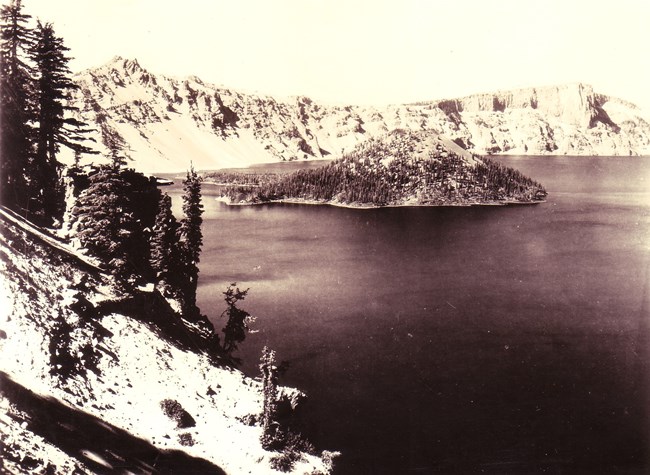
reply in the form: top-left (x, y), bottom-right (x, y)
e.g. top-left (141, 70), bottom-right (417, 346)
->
top-left (83, 92), bottom-right (129, 168)
top-left (150, 192), bottom-right (182, 297)
top-left (260, 346), bottom-right (280, 450)
top-left (30, 21), bottom-right (95, 222)
top-left (101, 118), bottom-right (130, 168)
top-left (0, 0), bottom-right (35, 212)
top-left (221, 284), bottom-right (253, 355)
top-left (179, 165), bottom-right (203, 311)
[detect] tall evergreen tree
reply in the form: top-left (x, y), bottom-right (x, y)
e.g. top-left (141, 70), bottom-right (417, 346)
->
top-left (260, 346), bottom-right (280, 450)
top-left (150, 192), bottom-right (182, 296)
top-left (99, 116), bottom-right (130, 168)
top-left (29, 21), bottom-right (94, 221)
top-left (86, 94), bottom-right (130, 168)
top-left (180, 165), bottom-right (203, 263)
top-left (179, 165), bottom-right (203, 311)
top-left (32, 21), bottom-right (93, 159)
top-left (0, 0), bottom-right (35, 211)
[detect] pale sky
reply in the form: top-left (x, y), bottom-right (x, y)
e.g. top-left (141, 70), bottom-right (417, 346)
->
top-left (21, 0), bottom-right (650, 109)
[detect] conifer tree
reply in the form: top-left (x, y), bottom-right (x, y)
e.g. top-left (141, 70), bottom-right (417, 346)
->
top-left (221, 283), bottom-right (253, 354)
top-left (0, 0), bottom-right (35, 211)
top-left (32, 21), bottom-right (93, 157)
top-left (260, 346), bottom-right (281, 449)
top-left (30, 20), bottom-right (94, 221)
top-left (150, 192), bottom-right (182, 296)
top-left (72, 166), bottom-right (141, 290)
top-left (180, 165), bottom-right (203, 263)
top-left (101, 120), bottom-right (130, 168)
top-left (179, 165), bottom-right (203, 310)
top-left (81, 92), bottom-right (130, 168)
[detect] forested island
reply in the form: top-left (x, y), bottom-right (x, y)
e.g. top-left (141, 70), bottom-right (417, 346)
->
top-left (212, 130), bottom-right (547, 208)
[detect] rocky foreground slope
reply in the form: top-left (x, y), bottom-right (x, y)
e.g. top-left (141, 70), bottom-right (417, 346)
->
top-left (67, 57), bottom-right (650, 173)
top-left (0, 207), bottom-right (335, 474)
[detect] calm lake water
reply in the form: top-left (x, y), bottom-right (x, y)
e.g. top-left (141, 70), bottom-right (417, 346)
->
top-left (168, 156), bottom-right (650, 474)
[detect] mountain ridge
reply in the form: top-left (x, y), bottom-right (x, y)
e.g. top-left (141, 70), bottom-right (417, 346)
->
top-left (67, 57), bottom-right (650, 173)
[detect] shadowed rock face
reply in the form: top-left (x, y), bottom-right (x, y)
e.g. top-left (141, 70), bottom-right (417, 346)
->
top-left (1, 372), bottom-right (226, 475)
top-left (68, 57), bottom-right (650, 172)
top-left (433, 83), bottom-right (617, 129)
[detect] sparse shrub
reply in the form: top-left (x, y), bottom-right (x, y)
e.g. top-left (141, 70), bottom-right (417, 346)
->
top-left (270, 449), bottom-right (302, 472)
top-left (285, 431), bottom-right (316, 455)
top-left (261, 425), bottom-right (285, 452)
top-left (238, 413), bottom-right (258, 426)
top-left (48, 314), bottom-right (77, 380)
top-left (321, 450), bottom-right (341, 472)
top-left (178, 432), bottom-right (195, 446)
top-left (160, 399), bottom-right (196, 428)
top-left (48, 313), bottom-right (101, 382)
top-left (268, 432), bottom-right (315, 472)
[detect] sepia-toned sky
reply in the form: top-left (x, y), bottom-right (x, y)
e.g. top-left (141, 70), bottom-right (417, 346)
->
top-left (23, 0), bottom-right (650, 109)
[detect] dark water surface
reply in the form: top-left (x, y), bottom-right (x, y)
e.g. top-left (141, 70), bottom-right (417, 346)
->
top-left (170, 156), bottom-right (650, 473)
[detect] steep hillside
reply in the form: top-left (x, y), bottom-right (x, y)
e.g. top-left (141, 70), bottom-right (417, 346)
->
top-left (67, 58), bottom-right (650, 173)
top-left (221, 130), bottom-right (546, 207)
top-left (0, 208), bottom-right (335, 474)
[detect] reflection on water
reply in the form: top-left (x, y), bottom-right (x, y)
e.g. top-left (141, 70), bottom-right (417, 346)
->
top-left (167, 156), bottom-right (650, 473)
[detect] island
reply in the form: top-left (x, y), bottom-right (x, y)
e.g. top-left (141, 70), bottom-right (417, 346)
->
top-left (209, 130), bottom-right (547, 208)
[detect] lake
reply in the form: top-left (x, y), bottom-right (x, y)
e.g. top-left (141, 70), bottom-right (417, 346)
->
top-left (167, 156), bottom-right (650, 473)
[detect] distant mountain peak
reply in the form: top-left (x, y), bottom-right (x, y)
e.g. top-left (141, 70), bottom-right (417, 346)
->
top-left (102, 56), bottom-right (144, 74)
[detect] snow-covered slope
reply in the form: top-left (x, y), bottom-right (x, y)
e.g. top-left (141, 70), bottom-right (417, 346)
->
top-left (0, 208), bottom-right (335, 474)
top-left (68, 57), bottom-right (650, 173)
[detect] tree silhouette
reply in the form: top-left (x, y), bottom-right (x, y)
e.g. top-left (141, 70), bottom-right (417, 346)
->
top-left (72, 166), bottom-right (143, 291)
top-left (260, 346), bottom-right (281, 450)
top-left (179, 165), bottom-right (203, 312)
top-left (220, 283), bottom-right (253, 355)
top-left (30, 20), bottom-right (95, 222)
top-left (150, 192), bottom-right (183, 297)
top-left (1, 3), bottom-right (96, 224)
top-left (0, 0), bottom-right (35, 213)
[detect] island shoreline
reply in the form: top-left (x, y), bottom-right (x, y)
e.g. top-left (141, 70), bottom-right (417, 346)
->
top-left (216, 196), bottom-right (547, 210)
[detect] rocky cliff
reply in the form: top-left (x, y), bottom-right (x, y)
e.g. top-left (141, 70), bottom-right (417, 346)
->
top-left (428, 83), bottom-right (649, 155)
top-left (68, 57), bottom-right (650, 172)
